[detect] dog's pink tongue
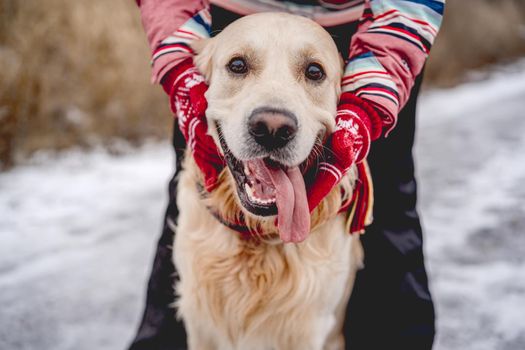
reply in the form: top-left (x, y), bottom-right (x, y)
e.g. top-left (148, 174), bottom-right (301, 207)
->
top-left (266, 164), bottom-right (310, 243)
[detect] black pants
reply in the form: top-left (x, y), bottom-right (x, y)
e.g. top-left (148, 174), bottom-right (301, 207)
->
top-left (129, 6), bottom-right (435, 350)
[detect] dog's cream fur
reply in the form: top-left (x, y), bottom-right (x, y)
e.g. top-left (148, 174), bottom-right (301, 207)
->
top-left (174, 13), bottom-right (364, 350)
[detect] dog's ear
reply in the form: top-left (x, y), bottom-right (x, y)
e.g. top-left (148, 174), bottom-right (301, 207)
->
top-left (191, 38), bottom-right (215, 81)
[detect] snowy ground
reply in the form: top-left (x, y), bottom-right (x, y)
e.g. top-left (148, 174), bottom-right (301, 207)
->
top-left (1, 62), bottom-right (525, 350)
top-left (417, 61), bottom-right (525, 350)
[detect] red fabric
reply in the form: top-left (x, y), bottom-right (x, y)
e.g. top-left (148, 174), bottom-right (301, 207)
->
top-left (339, 92), bottom-right (383, 141)
top-left (163, 59), bottom-right (225, 192)
top-left (338, 161), bottom-right (373, 234)
top-left (306, 92), bottom-right (380, 212)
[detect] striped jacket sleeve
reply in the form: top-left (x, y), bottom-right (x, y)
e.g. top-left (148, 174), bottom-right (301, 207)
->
top-left (343, 0), bottom-right (445, 135)
top-left (137, 0), bottom-right (211, 83)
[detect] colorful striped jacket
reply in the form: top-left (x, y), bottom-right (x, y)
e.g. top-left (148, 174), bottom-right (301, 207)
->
top-left (137, 0), bottom-right (445, 135)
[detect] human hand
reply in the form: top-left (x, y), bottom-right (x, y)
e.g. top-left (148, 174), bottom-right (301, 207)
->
top-left (307, 92), bottom-right (381, 212)
top-left (162, 58), bottom-right (224, 192)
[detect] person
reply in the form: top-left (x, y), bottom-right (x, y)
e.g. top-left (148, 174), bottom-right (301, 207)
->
top-left (129, 1), bottom-right (445, 349)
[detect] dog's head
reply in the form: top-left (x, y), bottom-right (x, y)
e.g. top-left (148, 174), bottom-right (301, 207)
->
top-left (193, 13), bottom-right (346, 242)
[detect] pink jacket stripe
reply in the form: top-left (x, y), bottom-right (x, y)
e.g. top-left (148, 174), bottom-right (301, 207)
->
top-left (344, 0), bottom-right (444, 135)
top-left (138, 0), bottom-right (211, 83)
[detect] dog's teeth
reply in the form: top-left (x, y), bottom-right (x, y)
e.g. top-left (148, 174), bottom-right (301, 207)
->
top-left (244, 164), bottom-right (251, 176)
top-left (245, 183), bottom-right (254, 200)
top-left (244, 182), bottom-right (276, 205)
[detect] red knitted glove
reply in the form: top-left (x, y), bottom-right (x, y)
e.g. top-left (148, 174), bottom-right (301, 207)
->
top-left (161, 58), bottom-right (225, 192)
top-left (307, 92), bottom-right (382, 211)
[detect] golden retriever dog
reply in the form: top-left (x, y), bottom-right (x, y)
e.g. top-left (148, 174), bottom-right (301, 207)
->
top-left (174, 12), bottom-right (364, 349)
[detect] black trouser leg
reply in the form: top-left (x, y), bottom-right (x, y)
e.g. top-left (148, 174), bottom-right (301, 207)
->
top-left (128, 128), bottom-right (188, 350)
top-left (343, 74), bottom-right (436, 349)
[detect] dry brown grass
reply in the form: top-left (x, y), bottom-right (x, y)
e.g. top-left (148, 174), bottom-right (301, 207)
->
top-left (1, 0), bottom-right (525, 167)
top-left (0, 0), bottom-right (169, 168)
top-left (426, 0), bottom-right (525, 87)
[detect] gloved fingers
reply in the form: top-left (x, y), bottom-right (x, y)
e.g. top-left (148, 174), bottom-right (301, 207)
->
top-left (334, 110), bottom-right (370, 164)
top-left (307, 164), bottom-right (341, 212)
top-left (306, 132), bottom-right (354, 212)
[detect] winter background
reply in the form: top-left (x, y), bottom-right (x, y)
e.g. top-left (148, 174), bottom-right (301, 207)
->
top-left (1, 1), bottom-right (525, 349)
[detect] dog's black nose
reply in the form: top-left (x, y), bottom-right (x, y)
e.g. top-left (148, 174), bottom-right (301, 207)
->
top-left (248, 108), bottom-right (298, 150)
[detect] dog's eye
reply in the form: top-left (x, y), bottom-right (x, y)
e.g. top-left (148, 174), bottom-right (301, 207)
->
top-left (227, 57), bottom-right (248, 75)
top-left (305, 63), bottom-right (325, 81)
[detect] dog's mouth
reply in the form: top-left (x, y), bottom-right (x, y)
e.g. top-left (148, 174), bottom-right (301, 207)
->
top-left (216, 123), bottom-right (311, 243)
top-left (239, 158), bottom-right (279, 213)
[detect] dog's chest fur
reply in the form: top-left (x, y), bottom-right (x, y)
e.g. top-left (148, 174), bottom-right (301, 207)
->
top-left (173, 162), bottom-right (362, 350)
